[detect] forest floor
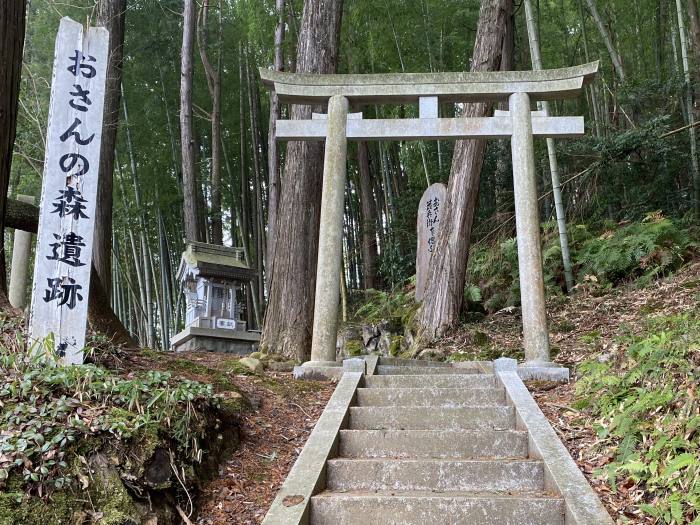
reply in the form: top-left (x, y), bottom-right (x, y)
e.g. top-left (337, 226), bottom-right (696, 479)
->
top-left (119, 350), bottom-right (335, 525)
top-left (160, 260), bottom-right (698, 524)
top-left (2, 264), bottom-right (694, 524)
top-left (438, 259), bottom-right (700, 524)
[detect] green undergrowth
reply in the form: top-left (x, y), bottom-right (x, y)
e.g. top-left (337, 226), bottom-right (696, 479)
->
top-left (351, 288), bottom-right (419, 327)
top-left (467, 215), bottom-right (697, 313)
top-left (574, 313), bottom-right (700, 523)
top-left (0, 323), bottom-right (240, 524)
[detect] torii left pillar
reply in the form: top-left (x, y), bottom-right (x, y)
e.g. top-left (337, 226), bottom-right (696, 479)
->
top-left (306, 95), bottom-right (349, 367)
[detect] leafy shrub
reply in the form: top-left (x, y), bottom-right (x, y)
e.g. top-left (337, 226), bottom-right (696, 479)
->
top-left (575, 215), bottom-right (694, 285)
top-left (466, 217), bottom-right (696, 312)
top-left (352, 289), bottom-right (419, 327)
top-left (575, 314), bottom-right (700, 523)
top-left (0, 342), bottom-right (220, 495)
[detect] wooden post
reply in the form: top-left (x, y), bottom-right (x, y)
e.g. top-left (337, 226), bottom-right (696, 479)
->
top-left (28, 18), bottom-right (109, 365)
top-left (509, 92), bottom-right (550, 366)
top-left (9, 195), bottom-right (36, 308)
top-left (309, 95), bottom-right (349, 365)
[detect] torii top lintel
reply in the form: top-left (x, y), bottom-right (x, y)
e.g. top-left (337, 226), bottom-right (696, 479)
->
top-left (259, 61), bottom-right (599, 105)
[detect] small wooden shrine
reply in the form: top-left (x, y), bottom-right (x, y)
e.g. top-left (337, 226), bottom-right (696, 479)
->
top-left (170, 241), bottom-right (260, 353)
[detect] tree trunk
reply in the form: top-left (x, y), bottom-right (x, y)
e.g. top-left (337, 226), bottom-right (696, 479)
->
top-left (93, 0), bottom-right (126, 301)
top-left (0, 0), bottom-right (26, 307)
top-left (246, 51), bottom-right (267, 312)
top-left (494, 0), bottom-right (514, 228)
top-left (676, 0), bottom-right (700, 218)
top-left (266, 0), bottom-right (286, 287)
top-left (418, 0), bottom-right (509, 341)
top-left (197, 0), bottom-right (224, 245)
top-left (523, 0), bottom-right (574, 292)
top-left (261, 0), bottom-right (344, 360)
top-left (578, 0), bottom-right (603, 136)
top-left (357, 142), bottom-right (379, 289)
top-left (584, 0), bottom-right (626, 83)
top-left (180, 0), bottom-right (202, 242)
top-left (686, 0), bottom-right (700, 117)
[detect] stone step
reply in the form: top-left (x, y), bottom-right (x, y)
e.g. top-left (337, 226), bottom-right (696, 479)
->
top-left (326, 458), bottom-right (544, 492)
top-left (348, 406), bottom-right (515, 431)
top-left (364, 373), bottom-right (496, 389)
top-left (310, 491), bottom-right (565, 525)
top-left (377, 356), bottom-right (454, 368)
top-left (338, 429), bottom-right (529, 459)
top-left (355, 387), bottom-right (506, 407)
top-left (376, 365), bottom-right (481, 375)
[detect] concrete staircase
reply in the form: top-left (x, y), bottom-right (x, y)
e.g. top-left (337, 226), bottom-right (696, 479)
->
top-left (311, 359), bottom-right (564, 524)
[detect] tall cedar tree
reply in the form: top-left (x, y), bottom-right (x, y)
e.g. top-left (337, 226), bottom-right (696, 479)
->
top-left (0, 0), bottom-right (26, 308)
top-left (418, 0), bottom-right (510, 340)
top-left (180, 0), bottom-right (203, 242)
top-left (93, 0), bottom-right (127, 299)
top-left (261, 0), bottom-right (344, 360)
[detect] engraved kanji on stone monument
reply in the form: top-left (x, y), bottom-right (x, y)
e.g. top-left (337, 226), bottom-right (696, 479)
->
top-left (28, 18), bottom-right (109, 365)
top-left (415, 182), bottom-right (447, 301)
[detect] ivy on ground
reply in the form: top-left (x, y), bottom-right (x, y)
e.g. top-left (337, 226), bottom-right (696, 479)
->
top-left (0, 324), bottom-right (220, 496)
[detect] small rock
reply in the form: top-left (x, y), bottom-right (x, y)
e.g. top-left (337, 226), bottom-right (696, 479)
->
top-left (376, 332), bottom-right (393, 355)
top-left (362, 324), bottom-right (379, 346)
top-left (267, 361), bottom-right (295, 372)
top-left (418, 347), bottom-right (446, 361)
top-left (597, 353), bottom-right (613, 363)
top-left (239, 357), bottom-right (263, 373)
top-left (496, 306), bottom-right (519, 316)
top-left (403, 326), bottom-right (415, 349)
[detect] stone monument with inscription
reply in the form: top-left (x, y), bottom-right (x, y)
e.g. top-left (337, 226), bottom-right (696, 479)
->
top-left (415, 182), bottom-right (447, 301)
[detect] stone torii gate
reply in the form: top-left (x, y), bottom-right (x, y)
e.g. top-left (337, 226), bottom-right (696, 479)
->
top-left (261, 62), bottom-right (598, 375)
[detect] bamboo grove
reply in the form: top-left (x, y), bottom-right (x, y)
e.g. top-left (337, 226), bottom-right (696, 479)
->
top-left (7, 0), bottom-right (700, 350)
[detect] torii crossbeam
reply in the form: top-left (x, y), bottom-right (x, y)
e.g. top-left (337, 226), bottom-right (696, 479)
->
top-left (261, 62), bottom-right (599, 372)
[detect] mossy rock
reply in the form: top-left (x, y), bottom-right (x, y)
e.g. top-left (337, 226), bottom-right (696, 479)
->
top-left (389, 336), bottom-right (403, 357)
top-left (0, 487), bottom-right (76, 525)
top-left (345, 340), bottom-right (364, 357)
top-left (226, 359), bottom-right (255, 375)
top-left (239, 357), bottom-right (264, 373)
top-left (0, 455), bottom-right (142, 525)
top-left (88, 454), bottom-right (142, 524)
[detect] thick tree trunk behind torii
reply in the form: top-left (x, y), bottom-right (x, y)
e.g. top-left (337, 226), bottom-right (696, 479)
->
top-left (93, 0), bottom-right (126, 300)
top-left (357, 141), bottom-right (379, 290)
top-left (261, 0), bottom-right (344, 361)
top-left (0, 0), bottom-right (26, 309)
top-left (417, 0), bottom-right (509, 341)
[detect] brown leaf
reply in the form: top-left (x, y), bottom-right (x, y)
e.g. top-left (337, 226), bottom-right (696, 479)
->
top-left (282, 495), bottom-right (304, 507)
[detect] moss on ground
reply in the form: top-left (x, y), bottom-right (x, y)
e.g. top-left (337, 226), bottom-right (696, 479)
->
top-left (258, 375), bottom-right (325, 398)
top-left (169, 357), bottom-right (248, 390)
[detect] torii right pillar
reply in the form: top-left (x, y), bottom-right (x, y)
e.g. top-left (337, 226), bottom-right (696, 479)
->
top-left (509, 92), bottom-right (551, 367)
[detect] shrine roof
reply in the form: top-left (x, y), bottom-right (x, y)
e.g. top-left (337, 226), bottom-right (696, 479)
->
top-left (259, 61), bottom-right (599, 104)
top-left (178, 242), bottom-right (256, 281)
